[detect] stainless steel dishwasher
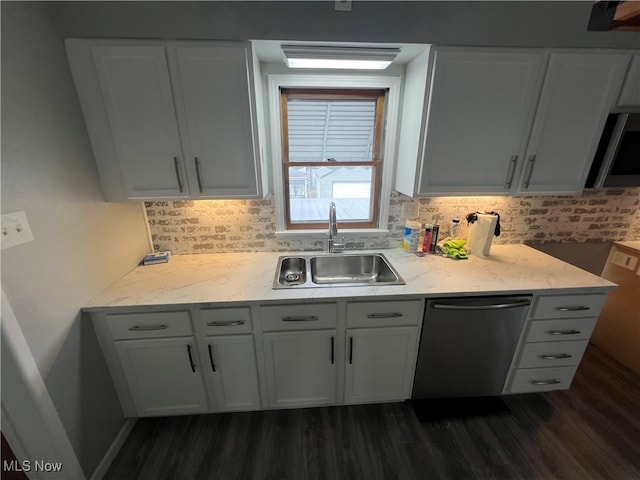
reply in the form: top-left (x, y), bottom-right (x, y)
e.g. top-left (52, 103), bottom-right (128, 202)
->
top-left (412, 296), bottom-right (531, 399)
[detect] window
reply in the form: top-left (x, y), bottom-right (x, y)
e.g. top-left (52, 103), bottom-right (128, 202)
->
top-left (268, 74), bottom-right (401, 235)
top-left (281, 88), bottom-right (386, 229)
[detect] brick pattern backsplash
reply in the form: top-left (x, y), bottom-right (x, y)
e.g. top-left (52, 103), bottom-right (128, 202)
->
top-left (146, 187), bottom-right (640, 254)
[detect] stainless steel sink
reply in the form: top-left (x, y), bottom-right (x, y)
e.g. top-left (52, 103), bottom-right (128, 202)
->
top-left (273, 253), bottom-right (405, 289)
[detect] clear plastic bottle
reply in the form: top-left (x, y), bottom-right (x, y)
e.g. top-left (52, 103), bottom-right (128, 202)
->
top-left (450, 218), bottom-right (460, 238)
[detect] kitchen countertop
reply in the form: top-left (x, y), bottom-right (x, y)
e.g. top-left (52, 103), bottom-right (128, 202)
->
top-left (84, 244), bottom-right (616, 310)
top-left (615, 240), bottom-right (640, 252)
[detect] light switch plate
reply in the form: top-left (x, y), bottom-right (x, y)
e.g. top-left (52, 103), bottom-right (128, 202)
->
top-left (1, 211), bottom-right (34, 250)
top-left (335, 0), bottom-right (352, 11)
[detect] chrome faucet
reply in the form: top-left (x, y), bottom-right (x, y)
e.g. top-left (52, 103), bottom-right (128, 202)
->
top-left (328, 202), bottom-right (345, 254)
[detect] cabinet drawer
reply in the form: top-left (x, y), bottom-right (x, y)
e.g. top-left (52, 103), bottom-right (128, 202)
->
top-left (508, 366), bottom-right (577, 393)
top-left (531, 293), bottom-right (607, 319)
top-left (525, 317), bottom-right (598, 343)
top-left (260, 303), bottom-right (337, 331)
top-left (106, 311), bottom-right (192, 340)
top-left (517, 341), bottom-right (588, 368)
top-left (200, 307), bottom-right (252, 335)
top-left (346, 300), bottom-right (422, 328)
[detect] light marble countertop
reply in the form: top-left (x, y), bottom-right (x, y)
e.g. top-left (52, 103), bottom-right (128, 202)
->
top-left (615, 240), bottom-right (640, 252)
top-left (84, 244), bottom-right (616, 310)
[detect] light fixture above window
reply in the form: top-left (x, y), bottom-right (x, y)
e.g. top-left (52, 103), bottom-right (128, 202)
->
top-left (281, 45), bottom-right (400, 70)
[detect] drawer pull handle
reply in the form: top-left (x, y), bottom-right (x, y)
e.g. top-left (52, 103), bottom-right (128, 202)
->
top-left (547, 329), bottom-right (581, 336)
top-left (187, 345), bottom-right (196, 373)
top-left (128, 325), bottom-right (168, 331)
top-left (555, 306), bottom-right (590, 312)
top-left (208, 344), bottom-right (216, 373)
top-left (367, 312), bottom-right (403, 319)
top-left (282, 316), bottom-right (318, 322)
top-left (207, 320), bottom-right (245, 327)
top-left (529, 379), bottom-right (561, 386)
top-left (539, 354), bottom-right (573, 360)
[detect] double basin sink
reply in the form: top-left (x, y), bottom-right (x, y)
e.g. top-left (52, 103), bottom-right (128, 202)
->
top-left (273, 253), bottom-right (406, 289)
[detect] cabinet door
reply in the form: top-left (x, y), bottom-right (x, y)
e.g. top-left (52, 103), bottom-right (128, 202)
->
top-left (417, 48), bottom-right (545, 195)
top-left (518, 52), bottom-right (630, 194)
top-left (617, 53), bottom-right (640, 108)
top-left (263, 331), bottom-right (336, 408)
top-left (115, 337), bottom-right (208, 416)
top-left (91, 46), bottom-right (189, 199)
top-left (204, 335), bottom-right (261, 411)
top-left (172, 45), bottom-right (260, 198)
top-left (344, 327), bottom-right (418, 404)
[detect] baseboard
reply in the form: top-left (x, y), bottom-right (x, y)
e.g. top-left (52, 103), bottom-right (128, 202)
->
top-left (90, 418), bottom-right (137, 480)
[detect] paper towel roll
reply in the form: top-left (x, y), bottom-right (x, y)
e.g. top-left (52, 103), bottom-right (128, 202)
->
top-left (467, 213), bottom-right (498, 257)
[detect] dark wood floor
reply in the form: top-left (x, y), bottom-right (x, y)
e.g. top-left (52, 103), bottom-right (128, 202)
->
top-left (105, 344), bottom-right (640, 480)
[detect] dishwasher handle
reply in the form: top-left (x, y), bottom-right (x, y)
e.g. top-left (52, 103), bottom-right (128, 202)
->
top-left (431, 300), bottom-right (531, 311)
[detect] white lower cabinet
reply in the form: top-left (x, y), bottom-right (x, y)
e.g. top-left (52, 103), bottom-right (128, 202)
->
top-left (202, 335), bottom-right (261, 411)
top-left (344, 327), bottom-right (418, 403)
top-left (115, 337), bottom-right (209, 416)
top-left (344, 299), bottom-right (422, 404)
top-left (506, 293), bottom-right (604, 394)
top-left (262, 330), bottom-right (337, 408)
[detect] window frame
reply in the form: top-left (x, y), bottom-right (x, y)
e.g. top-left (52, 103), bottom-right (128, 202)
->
top-left (267, 74), bottom-right (402, 237)
top-left (281, 88), bottom-right (386, 229)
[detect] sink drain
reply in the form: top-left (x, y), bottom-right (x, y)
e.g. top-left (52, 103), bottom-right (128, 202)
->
top-left (285, 273), bottom-right (301, 282)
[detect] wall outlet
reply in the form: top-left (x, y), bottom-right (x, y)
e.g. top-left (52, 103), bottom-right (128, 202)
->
top-left (402, 202), bottom-right (419, 219)
top-left (1, 211), bottom-right (34, 250)
top-left (611, 250), bottom-right (638, 271)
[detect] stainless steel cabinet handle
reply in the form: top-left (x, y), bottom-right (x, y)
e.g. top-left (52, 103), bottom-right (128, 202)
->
top-left (539, 354), bottom-right (572, 360)
top-left (207, 320), bottom-right (245, 327)
top-left (529, 379), bottom-right (561, 386)
top-left (282, 316), bottom-right (319, 322)
top-left (547, 329), bottom-right (581, 336)
top-left (194, 157), bottom-right (204, 193)
top-left (173, 157), bottom-right (184, 193)
top-left (330, 336), bottom-right (334, 365)
top-left (128, 324), bottom-right (168, 331)
top-left (208, 344), bottom-right (216, 373)
top-left (349, 336), bottom-right (353, 365)
top-left (555, 306), bottom-right (590, 312)
top-left (367, 312), bottom-right (403, 319)
top-left (505, 155), bottom-right (518, 189)
top-left (187, 345), bottom-right (196, 373)
top-left (432, 301), bottom-right (531, 311)
top-left (523, 155), bottom-right (536, 189)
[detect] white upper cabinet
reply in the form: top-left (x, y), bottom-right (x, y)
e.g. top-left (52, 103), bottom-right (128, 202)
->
top-left (170, 45), bottom-right (263, 198)
top-left (518, 52), bottom-right (630, 194)
top-left (91, 46), bottom-right (188, 198)
top-left (396, 47), bottom-right (631, 197)
top-left (66, 39), bottom-right (268, 201)
top-left (616, 53), bottom-right (640, 108)
top-left (396, 47), bottom-right (546, 196)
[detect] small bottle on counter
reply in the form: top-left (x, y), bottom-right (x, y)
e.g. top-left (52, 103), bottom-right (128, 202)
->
top-left (422, 224), bottom-right (433, 253)
top-left (430, 224), bottom-right (440, 253)
top-left (450, 218), bottom-right (460, 238)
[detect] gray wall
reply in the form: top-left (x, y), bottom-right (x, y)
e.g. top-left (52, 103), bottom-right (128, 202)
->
top-left (1, 2), bottom-right (150, 476)
top-left (51, 1), bottom-right (639, 49)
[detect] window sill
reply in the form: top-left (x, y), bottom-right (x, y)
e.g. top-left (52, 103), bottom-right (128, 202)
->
top-left (275, 228), bottom-right (390, 241)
